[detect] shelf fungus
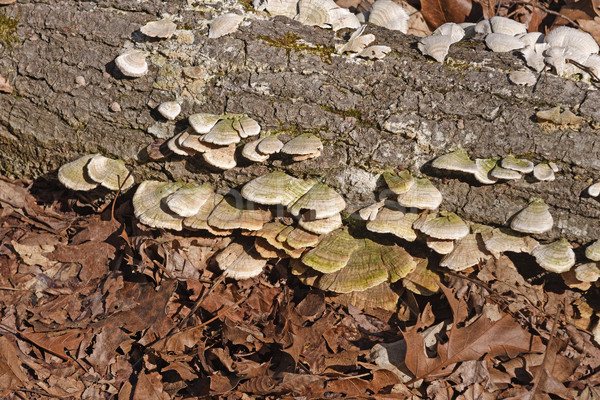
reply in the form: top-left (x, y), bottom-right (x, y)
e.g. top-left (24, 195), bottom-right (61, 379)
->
top-left (140, 19), bottom-right (177, 39)
top-left (301, 228), bottom-right (357, 273)
top-left (416, 211), bottom-right (469, 241)
top-left (257, 135), bottom-right (284, 155)
top-left (587, 182), bottom-right (600, 197)
top-left (431, 149), bottom-right (476, 174)
top-left (366, 202), bottom-right (419, 242)
top-left (215, 242), bottom-right (267, 279)
top-left (500, 155), bottom-right (534, 174)
top-left (241, 171), bottom-right (314, 206)
top-left (426, 237), bottom-right (454, 255)
top-left (115, 51), bottom-right (148, 78)
top-left (482, 228), bottom-right (538, 256)
top-left (158, 101), bottom-right (181, 121)
top-left (133, 181), bottom-right (189, 230)
top-left (207, 196), bottom-right (271, 231)
top-left (382, 170), bottom-right (414, 195)
top-left (295, 0), bottom-right (338, 28)
top-left (489, 165), bottom-right (522, 180)
top-left (485, 33), bottom-right (525, 53)
top-left (418, 35), bottom-right (453, 63)
top-left (473, 158), bottom-right (499, 184)
top-left (281, 133), bottom-right (323, 161)
top-left (586, 240), bottom-right (600, 262)
top-left (531, 238), bottom-right (575, 273)
top-left (287, 183), bottom-right (346, 219)
top-left (440, 233), bottom-right (491, 271)
top-left (165, 184), bottom-right (214, 218)
top-left (510, 198), bottom-right (553, 234)
top-left (574, 262), bottom-right (600, 283)
top-left (306, 238), bottom-right (416, 293)
top-left (396, 177), bottom-right (442, 210)
top-left (208, 13), bottom-right (244, 39)
top-left (433, 23), bottom-right (465, 44)
top-left (367, 0), bottom-right (409, 33)
top-left (533, 162), bottom-right (556, 182)
top-left (58, 154), bottom-right (134, 191)
top-left (336, 26), bottom-right (375, 55)
top-left (298, 212), bottom-right (343, 235)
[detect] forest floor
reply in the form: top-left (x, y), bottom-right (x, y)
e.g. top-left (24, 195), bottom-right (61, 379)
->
top-left (1, 173), bottom-right (600, 399)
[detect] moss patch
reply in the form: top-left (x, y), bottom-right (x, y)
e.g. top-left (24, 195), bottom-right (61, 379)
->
top-left (257, 32), bottom-right (335, 64)
top-left (0, 10), bottom-right (19, 52)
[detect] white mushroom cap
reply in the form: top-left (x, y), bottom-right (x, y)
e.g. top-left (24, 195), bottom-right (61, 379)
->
top-left (140, 19), bottom-right (177, 39)
top-left (215, 243), bottom-right (267, 279)
top-left (473, 158), bottom-right (498, 184)
top-left (485, 33), bottom-right (525, 53)
top-left (328, 5), bottom-right (361, 32)
top-left (431, 148), bottom-right (476, 174)
top-left (544, 26), bottom-right (599, 56)
top-left (202, 144), bottom-right (237, 170)
top-left (202, 118), bottom-right (240, 145)
top-left (257, 135), bottom-right (284, 155)
top-left (587, 182), bottom-right (600, 197)
top-left (396, 178), bottom-right (442, 210)
top-left (500, 155), bottom-right (534, 173)
top-left (531, 238), bottom-right (575, 273)
top-left (426, 237), bottom-right (454, 255)
top-left (189, 113), bottom-right (222, 134)
top-left (533, 162), bottom-right (555, 181)
top-left (586, 240), bottom-right (600, 262)
top-left (337, 28), bottom-right (375, 54)
top-left (287, 183), bottom-right (346, 219)
top-left (510, 198), bottom-right (553, 234)
top-left (86, 154), bottom-right (134, 191)
top-left (296, 0), bottom-right (337, 28)
top-left (58, 154), bottom-right (99, 191)
top-left (209, 13), bottom-right (244, 39)
top-left (259, 0), bottom-right (299, 19)
top-left (368, 0), bottom-right (409, 33)
top-left (574, 262), bottom-right (600, 283)
top-left (418, 35), bottom-right (453, 63)
top-left (235, 116), bottom-right (261, 138)
top-left (115, 51), bottom-right (148, 78)
top-left (158, 101), bottom-right (181, 121)
top-left (242, 139), bottom-right (270, 162)
top-left (433, 23), bottom-right (465, 44)
top-left (357, 45), bottom-right (392, 60)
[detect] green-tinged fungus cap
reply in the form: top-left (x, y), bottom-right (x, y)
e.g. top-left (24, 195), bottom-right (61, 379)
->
top-left (241, 171), bottom-right (314, 206)
top-left (417, 211), bottom-right (469, 240)
top-left (489, 165), bottom-right (522, 180)
top-left (500, 155), bottom-right (534, 173)
top-left (288, 183), bottom-right (346, 219)
top-left (165, 183), bottom-right (214, 217)
top-left (207, 196), bottom-right (271, 231)
top-left (58, 154), bottom-right (100, 191)
top-left (382, 170), bottom-right (414, 195)
top-left (301, 228), bottom-right (358, 273)
top-left (440, 233), bottom-right (491, 271)
top-left (481, 228), bottom-right (538, 256)
top-left (235, 115), bottom-right (261, 138)
top-left (574, 262), bottom-right (600, 283)
top-left (189, 113), bottom-right (222, 134)
top-left (202, 118), bottom-right (241, 146)
top-left (281, 133), bottom-right (323, 156)
top-left (133, 181), bottom-right (186, 230)
top-left (403, 258), bottom-right (440, 296)
top-left (366, 204), bottom-right (419, 242)
top-left (473, 158), bottom-right (498, 184)
top-left (285, 227), bottom-right (320, 249)
top-left (396, 177), bottom-right (442, 210)
top-left (257, 135), bottom-right (284, 155)
top-left (426, 237), bottom-right (454, 254)
top-left (585, 240), bottom-right (600, 261)
top-left (86, 154), bottom-right (134, 191)
top-left (431, 149), bottom-right (477, 174)
top-left (182, 193), bottom-right (226, 233)
top-left (215, 242), bottom-right (267, 279)
top-left (531, 238), bottom-right (575, 273)
top-left (202, 144), bottom-right (237, 170)
top-left (533, 162), bottom-right (555, 181)
top-left (333, 282), bottom-right (399, 311)
top-left (298, 213), bottom-right (343, 234)
top-left (510, 198), bottom-right (553, 234)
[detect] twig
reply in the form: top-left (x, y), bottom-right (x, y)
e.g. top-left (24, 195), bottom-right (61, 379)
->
top-left (509, 0), bottom-right (583, 31)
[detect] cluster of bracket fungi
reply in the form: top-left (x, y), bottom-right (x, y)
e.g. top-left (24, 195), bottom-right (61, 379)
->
top-left (55, 4), bottom-right (600, 311)
top-left (418, 16), bottom-right (600, 85)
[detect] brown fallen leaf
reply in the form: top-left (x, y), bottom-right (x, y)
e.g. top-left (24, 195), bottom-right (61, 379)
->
top-left (420, 0), bottom-right (480, 30)
top-left (403, 282), bottom-right (544, 381)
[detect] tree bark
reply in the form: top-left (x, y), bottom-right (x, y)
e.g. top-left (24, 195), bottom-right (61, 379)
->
top-left (1, 1), bottom-right (599, 243)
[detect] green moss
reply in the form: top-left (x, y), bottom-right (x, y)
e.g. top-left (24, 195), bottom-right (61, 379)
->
top-left (0, 10), bottom-right (19, 52)
top-left (256, 32), bottom-right (335, 64)
top-left (238, 0), bottom-right (254, 12)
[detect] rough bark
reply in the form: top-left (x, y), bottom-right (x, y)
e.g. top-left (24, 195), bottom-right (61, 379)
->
top-left (1, 1), bottom-right (599, 243)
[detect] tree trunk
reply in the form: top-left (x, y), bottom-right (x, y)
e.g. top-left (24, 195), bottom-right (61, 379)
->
top-left (1, 1), bottom-right (599, 243)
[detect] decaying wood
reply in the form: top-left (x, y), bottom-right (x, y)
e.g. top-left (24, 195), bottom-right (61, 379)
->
top-left (0, 1), bottom-right (599, 243)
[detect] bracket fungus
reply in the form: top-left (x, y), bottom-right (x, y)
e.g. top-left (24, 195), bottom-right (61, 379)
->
top-left (298, 212), bottom-right (343, 234)
top-left (208, 13), bottom-right (244, 39)
top-left (485, 33), bottom-right (525, 52)
top-left (157, 101), bottom-right (181, 121)
top-left (287, 183), bottom-right (346, 220)
top-left (241, 171), bottom-right (314, 206)
top-left (431, 149), bottom-right (476, 174)
top-left (301, 228), bottom-right (357, 273)
top-left (417, 211), bottom-right (469, 240)
top-left (115, 51), bottom-right (148, 78)
top-left (207, 196), bottom-right (271, 231)
top-left (533, 162), bottom-right (556, 182)
top-left (396, 177), bottom-right (442, 210)
top-left (367, 0), bottom-right (409, 33)
top-left (482, 228), bottom-right (538, 256)
top-left (433, 23), bottom-right (465, 44)
top-left (58, 154), bottom-right (133, 192)
top-left (164, 183), bottom-right (214, 217)
top-left (133, 181), bottom-right (188, 230)
top-left (58, 154), bottom-right (103, 191)
top-left (216, 243), bottom-right (267, 279)
top-left (382, 170), bottom-right (414, 195)
top-left (440, 233), bottom-right (491, 271)
top-left (257, 135), bottom-right (284, 155)
top-left (510, 198), bottom-right (553, 234)
top-left (366, 203), bottom-right (419, 242)
top-left (531, 238), bottom-right (576, 273)
top-left (140, 19), bottom-right (177, 39)
top-left (587, 182), bottom-right (600, 197)
top-left (500, 155), bottom-right (534, 174)
top-left (418, 35), bottom-right (453, 63)
top-left (281, 133), bottom-right (323, 161)
top-left (586, 240), bottom-right (600, 262)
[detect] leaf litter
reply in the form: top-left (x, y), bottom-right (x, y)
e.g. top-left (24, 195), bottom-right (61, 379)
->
top-left (1, 175), bottom-right (600, 398)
